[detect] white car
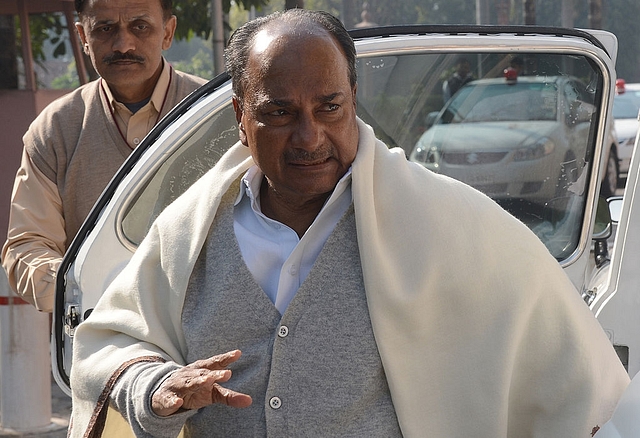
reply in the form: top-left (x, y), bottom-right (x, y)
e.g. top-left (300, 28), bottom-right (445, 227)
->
top-left (612, 81), bottom-right (640, 177)
top-left (54, 25), bottom-right (630, 397)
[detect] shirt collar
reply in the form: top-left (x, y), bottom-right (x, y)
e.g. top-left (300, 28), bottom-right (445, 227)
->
top-left (102, 58), bottom-right (171, 113)
top-left (236, 165), bottom-right (353, 214)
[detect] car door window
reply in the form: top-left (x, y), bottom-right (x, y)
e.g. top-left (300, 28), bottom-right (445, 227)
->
top-left (358, 51), bottom-right (601, 260)
top-left (121, 105), bottom-right (238, 246)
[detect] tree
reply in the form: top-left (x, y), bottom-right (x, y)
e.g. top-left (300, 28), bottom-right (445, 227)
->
top-left (173, 0), bottom-right (269, 41)
top-left (523, 0), bottom-right (535, 24)
top-left (588, 0), bottom-right (602, 28)
top-left (285, 0), bottom-right (304, 8)
top-left (0, 16), bottom-right (18, 89)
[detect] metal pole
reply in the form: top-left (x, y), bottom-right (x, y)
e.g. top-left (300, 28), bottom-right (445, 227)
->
top-left (589, 0), bottom-right (603, 29)
top-left (17, 0), bottom-right (36, 91)
top-left (62, 1), bottom-right (89, 85)
top-left (0, 269), bottom-right (63, 434)
top-left (211, 0), bottom-right (225, 76)
top-left (561, 0), bottom-right (575, 28)
top-left (475, 0), bottom-right (490, 24)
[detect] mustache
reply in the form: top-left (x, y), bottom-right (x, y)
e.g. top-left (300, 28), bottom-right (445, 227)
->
top-left (103, 52), bottom-right (144, 64)
top-left (285, 147), bottom-right (333, 163)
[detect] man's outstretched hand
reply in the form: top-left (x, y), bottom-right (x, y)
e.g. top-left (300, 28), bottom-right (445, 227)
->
top-left (151, 350), bottom-right (253, 416)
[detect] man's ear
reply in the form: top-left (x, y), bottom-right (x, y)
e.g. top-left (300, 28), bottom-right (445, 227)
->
top-left (75, 22), bottom-right (89, 55)
top-left (352, 84), bottom-right (358, 109)
top-left (232, 96), bottom-right (248, 146)
top-left (162, 15), bottom-right (177, 51)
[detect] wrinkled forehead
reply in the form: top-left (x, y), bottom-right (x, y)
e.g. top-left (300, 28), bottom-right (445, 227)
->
top-left (79, 0), bottom-right (163, 21)
top-left (248, 22), bottom-right (344, 76)
top-left (252, 21), bottom-right (330, 56)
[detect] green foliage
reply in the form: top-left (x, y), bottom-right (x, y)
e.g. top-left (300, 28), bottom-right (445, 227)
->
top-left (50, 61), bottom-right (80, 89)
top-left (16, 13), bottom-right (68, 62)
top-left (170, 48), bottom-right (216, 79)
top-left (173, 0), bottom-right (270, 40)
top-left (305, 0), bottom-right (342, 18)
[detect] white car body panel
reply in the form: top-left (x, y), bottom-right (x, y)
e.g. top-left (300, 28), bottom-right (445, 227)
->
top-left (615, 118), bottom-right (638, 174)
top-left (612, 83), bottom-right (640, 175)
top-left (591, 125), bottom-right (640, 377)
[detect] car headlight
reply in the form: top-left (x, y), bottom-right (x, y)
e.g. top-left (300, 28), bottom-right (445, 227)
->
top-left (411, 145), bottom-right (440, 165)
top-left (513, 137), bottom-right (555, 161)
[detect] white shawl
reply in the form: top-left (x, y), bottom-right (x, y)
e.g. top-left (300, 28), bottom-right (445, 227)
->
top-left (70, 119), bottom-right (629, 437)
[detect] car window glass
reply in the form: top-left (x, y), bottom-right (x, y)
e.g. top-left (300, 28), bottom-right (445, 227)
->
top-left (121, 105), bottom-right (238, 245)
top-left (359, 52), bottom-right (602, 260)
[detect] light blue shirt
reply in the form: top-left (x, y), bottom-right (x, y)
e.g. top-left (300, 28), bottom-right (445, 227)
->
top-left (233, 166), bottom-right (353, 314)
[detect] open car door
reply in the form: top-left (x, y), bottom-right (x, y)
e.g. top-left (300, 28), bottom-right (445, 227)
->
top-left (54, 25), bottom-right (622, 394)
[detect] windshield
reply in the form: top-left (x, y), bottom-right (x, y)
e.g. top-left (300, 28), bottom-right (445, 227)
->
top-left (445, 82), bottom-right (558, 123)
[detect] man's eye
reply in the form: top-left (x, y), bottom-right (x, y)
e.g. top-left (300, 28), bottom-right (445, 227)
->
top-left (267, 109), bottom-right (290, 116)
top-left (98, 25), bottom-right (112, 33)
top-left (319, 103), bottom-right (341, 113)
top-left (134, 24), bottom-right (149, 31)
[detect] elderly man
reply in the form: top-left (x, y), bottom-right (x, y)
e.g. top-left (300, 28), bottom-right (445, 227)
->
top-left (1, 0), bottom-right (206, 312)
top-left (69, 9), bottom-right (628, 437)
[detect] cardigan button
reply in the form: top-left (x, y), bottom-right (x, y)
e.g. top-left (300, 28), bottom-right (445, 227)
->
top-left (278, 325), bottom-right (289, 337)
top-left (269, 396), bottom-right (282, 409)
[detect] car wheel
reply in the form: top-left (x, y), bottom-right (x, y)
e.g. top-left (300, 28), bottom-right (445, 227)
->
top-left (600, 148), bottom-right (619, 198)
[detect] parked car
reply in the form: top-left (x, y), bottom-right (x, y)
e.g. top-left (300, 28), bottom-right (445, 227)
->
top-left (411, 74), bottom-right (619, 207)
top-left (612, 81), bottom-right (640, 178)
top-left (411, 75), bottom-right (595, 202)
top-left (53, 25), bottom-right (630, 396)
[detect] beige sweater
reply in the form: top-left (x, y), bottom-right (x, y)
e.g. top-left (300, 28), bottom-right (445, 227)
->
top-left (2, 63), bottom-right (206, 311)
top-left (70, 119), bottom-right (629, 437)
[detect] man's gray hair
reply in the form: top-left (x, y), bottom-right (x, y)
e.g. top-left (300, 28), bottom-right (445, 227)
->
top-left (225, 9), bottom-right (357, 104)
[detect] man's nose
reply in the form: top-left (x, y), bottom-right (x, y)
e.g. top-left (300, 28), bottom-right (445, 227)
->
top-left (294, 114), bottom-right (324, 150)
top-left (112, 28), bottom-right (136, 54)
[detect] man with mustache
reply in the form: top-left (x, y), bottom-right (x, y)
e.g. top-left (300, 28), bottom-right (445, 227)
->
top-left (69, 9), bottom-right (629, 438)
top-left (1, 0), bottom-right (206, 313)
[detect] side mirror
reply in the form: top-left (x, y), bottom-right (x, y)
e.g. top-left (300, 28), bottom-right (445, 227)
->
top-left (608, 196), bottom-right (624, 224)
top-left (424, 111), bottom-right (439, 129)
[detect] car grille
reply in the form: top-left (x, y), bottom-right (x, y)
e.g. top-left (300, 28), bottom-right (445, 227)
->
top-left (442, 151), bottom-right (508, 165)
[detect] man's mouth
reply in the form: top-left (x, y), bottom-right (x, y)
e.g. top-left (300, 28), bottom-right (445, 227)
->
top-left (291, 158), bottom-right (329, 166)
top-left (286, 148), bottom-right (332, 167)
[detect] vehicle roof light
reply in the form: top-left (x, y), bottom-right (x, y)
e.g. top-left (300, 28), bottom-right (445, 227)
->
top-left (504, 67), bottom-right (518, 84)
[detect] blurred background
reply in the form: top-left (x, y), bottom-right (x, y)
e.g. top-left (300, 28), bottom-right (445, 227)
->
top-left (1, 0), bottom-right (639, 90)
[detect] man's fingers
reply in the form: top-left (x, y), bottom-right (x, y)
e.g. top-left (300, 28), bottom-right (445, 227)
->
top-left (190, 350), bottom-right (243, 371)
top-left (152, 390), bottom-right (185, 416)
top-left (211, 383), bottom-right (253, 408)
top-left (183, 369), bottom-right (231, 388)
top-left (152, 350), bottom-right (251, 416)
